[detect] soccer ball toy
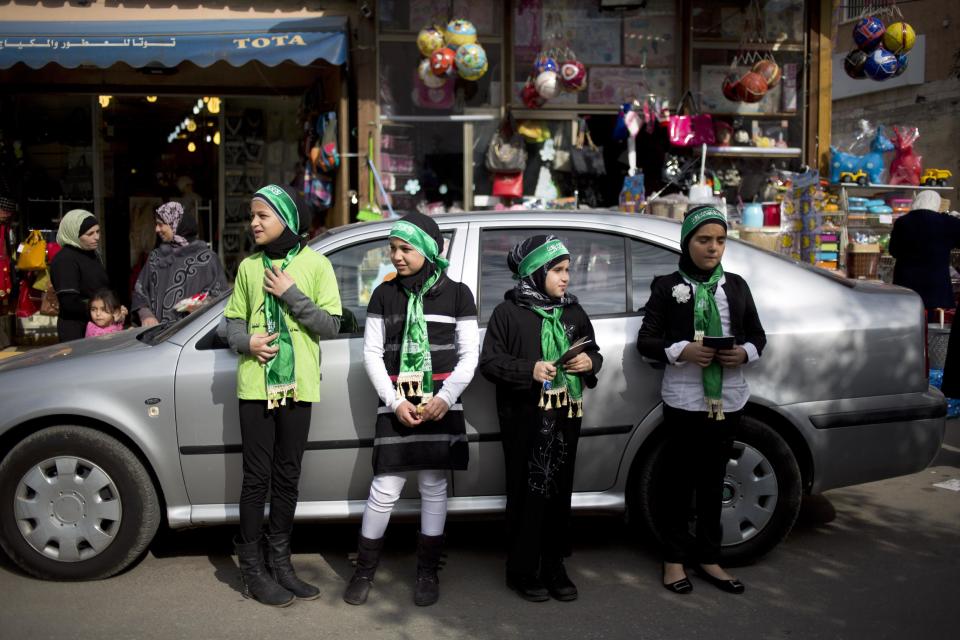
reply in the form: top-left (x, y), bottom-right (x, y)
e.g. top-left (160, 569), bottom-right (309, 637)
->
top-left (534, 70), bottom-right (561, 100)
top-left (430, 47), bottom-right (457, 77)
top-left (752, 59), bottom-right (781, 89)
top-left (883, 22), bottom-right (916, 54)
top-left (455, 43), bottom-right (488, 81)
top-left (738, 71), bottom-right (768, 103)
top-left (417, 27), bottom-right (445, 57)
top-left (560, 60), bottom-right (587, 92)
top-left (864, 48), bottom-right (899, 80)
top-left (444, 19), bottom-right (477, 50)
top-left (418, 58), bottom-right (447, 88)
top-left (853, 16), bottom-right (885, 51)
top-left (894, 53), bottom-right (908, 77)
top-left (521, 83), bottom-right (546, 109)
top-left (722, 73), bottom-right (741, 101)
top-left (535, 56), bottom-right (559, 74)
top-left (844, 49), bottom-right (869, 79)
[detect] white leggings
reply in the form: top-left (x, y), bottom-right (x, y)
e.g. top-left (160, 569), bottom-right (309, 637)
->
top-left (360, 470), bottom-right (448, 539)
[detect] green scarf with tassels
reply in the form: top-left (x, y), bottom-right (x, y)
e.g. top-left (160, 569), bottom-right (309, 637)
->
top-left (389, 220), bottom-right (449, 406)
top-left (254, 185), bottom-right (302, 408)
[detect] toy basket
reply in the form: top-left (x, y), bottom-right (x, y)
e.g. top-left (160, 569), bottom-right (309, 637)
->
top-left (846, 243), bottom-right (880, 279)
top-left (928, 325), bottom-right (951, 370)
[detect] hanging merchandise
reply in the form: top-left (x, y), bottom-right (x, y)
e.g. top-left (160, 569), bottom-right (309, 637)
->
top-left (720, 0), bottom-right (780, 106)
top-left (16, 229), bottom-right (46, 271)
top-left (570, 119), bottom-right (606, 176)
top-left (522, 48), bottom-right (588, 109)
top-left (668, 92), bottom-right (716, 147)
top-left (485, 113), bottom-right (528, 174)
top-left (444, 19), bottom-right (478, 50)
top-left (413, 19), bottom-right (488, 89)
top-left (492, 172), bottom-right (523, 199)
top-left (844, 4), bottom-right (915, 81)
top-left (454, 43), bottom-right (488, 81)
top-left (311, 112), bottom-right (340, 174)
top-left (358, 135), bottom-right (384, 222)
top-left (417, 26), bottom-right (445, 57)
top-left (889, 126), bottom-right (922, 186)
top-left (828, 124), bottom-right (895, 184)
top-left (15, 274), bottom-right (39, 318)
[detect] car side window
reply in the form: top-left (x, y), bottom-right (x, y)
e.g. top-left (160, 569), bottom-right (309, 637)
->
top-left (631, 239), bottom-right (678, 312)
top-left (478, 229), bottom-right (628, 323)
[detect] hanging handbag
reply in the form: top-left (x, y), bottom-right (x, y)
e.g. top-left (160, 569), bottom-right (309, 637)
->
top-left (16, 229), bottom-right (47, 271)
top-left (485, 114), bottom-right (528, 173)
top-left (16, 277), bottom-right (39, 318)
top-left (39, 280), bottom-right (59, 316)
top-left (492, 172), bottom-right (524, 198)
top-left (668, 91), bottom-right (716, 147)
top-left (571, 120), bottom-right (606, 176)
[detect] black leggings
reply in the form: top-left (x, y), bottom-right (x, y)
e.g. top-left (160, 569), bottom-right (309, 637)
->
top-left (238, 400), bottom-right (312, 543)
top-left (659, 404), bottom-right (741, 565)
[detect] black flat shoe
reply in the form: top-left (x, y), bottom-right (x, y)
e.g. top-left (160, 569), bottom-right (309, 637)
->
top-left (662, 576), bottom-right (693, 594)
top-left (506, 574), bottom-right (551, 602)
top-left (541, 562), bottom-right (578, 602)
top-left (695, 568), bottom-right (745, 594)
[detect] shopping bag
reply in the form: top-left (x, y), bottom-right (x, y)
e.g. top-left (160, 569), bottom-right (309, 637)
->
top-left (485, 115), bottom-right (528, 173)
top-left (39, 281), bottom-right (59, 316)
top-left (16, 278), bottom-right (39, 318)
top-left (16, 230), bottom-right (47, 271)
top-left (668, 91), bottom-right (715, 147)
top-left (492, 172), bottom-right (524, 198)
top-left (571, 126), bottom-right (606, 176)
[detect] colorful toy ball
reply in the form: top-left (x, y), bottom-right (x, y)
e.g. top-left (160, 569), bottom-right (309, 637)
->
top-left (418, 58), bottom-right (447, 88)
top-left (864, 47), bottom-right (899, 80)
top-left (737, 71), bottom-right (768, 103)
top-left (722, 73), bottom-right (741, 101)
top-left (894, 53), bottom-right (908, 77)
top-left (417, 27), bottom-right (445, 57)
top-left (853, 16), bottom-right (885, 51)
top-left (752, 59), bottom-right (782, 89)
top-left (535, 56), bottom-right (559, 74)
top-left (521, 83), bottom-right (546, 109)
top-left (455, 43), bottom-right (488, 81)
top-left (560, 60), bottom-right (587, 92)
top-left (844, 49), bottom-right (869, 79)
top-left (883, 21), bottom-right (916, 54)
top-left (429, 47), bottom-right (457, 77)
top-left (444, 19), bottom-right (477, 50)
top-left (534, 70), bottom-right (561, 100)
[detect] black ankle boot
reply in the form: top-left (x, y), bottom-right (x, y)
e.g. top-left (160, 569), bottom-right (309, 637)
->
top-left (343, 535), bottom-right (384, 605)
top-left (541, 560), bottom-right (578, 601)
top-left (234, 536), bottom-right (295, 607)
top-left (263, 532), bottom-right (320, 600)
top-left (414, 532), bottom-right (444, 606)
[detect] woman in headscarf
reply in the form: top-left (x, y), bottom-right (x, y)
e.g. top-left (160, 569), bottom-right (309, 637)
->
top-left (132, 201), bottom-right (228, 327)
top-left (636, 205), bottom-right (765, 596)
top-left (478, 235), bottom-right (602, 603)
top-left (223, 184), bottom-right (342, 607)
top-left (343, 213), bottom-right (479, 608)
top-left (49, 209), bottom-right (113, 342)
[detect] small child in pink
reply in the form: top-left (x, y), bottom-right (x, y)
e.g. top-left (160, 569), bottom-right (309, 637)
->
top-left (85, 289), bottom-right (125, 337)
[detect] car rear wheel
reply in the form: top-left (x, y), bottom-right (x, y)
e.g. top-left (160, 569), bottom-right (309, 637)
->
top-left (631, 415), bottom-right (802, 564)
top-left (0, 426), bottom-right (160, 580)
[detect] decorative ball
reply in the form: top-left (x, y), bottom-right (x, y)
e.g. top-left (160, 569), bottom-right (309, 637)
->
top-left (752, 59), bottom-right (782, 88)
top-left (535, 56), bottom-right (559, 74)
top-left (864, 47), bottom-right (899, 80)
top-left (444, 19), bottom-right (477, 50)
top-left (521, 83), bottom-right (546, 109)
top-left (853, 16), bottom-right (885, 51)
top-left (559, 60), bottom-right (587, 92)
top-left (883, 22), bottom-right (916, 54)
top-left (418, 58), bottom-right (447, 88)
top-left (534, 70), bottom-right (561, 100)
top-left (894, 53), bottom-right (908, 77)
top-left (737, 71), bottom-right (768, 103)
top-left (416, 27), bottom-right (445, 57)
top-left (455, 43), bottom-right (488, 81)
top-left (844, 49), bottom-right (869, 79)
top-left (430, 47), bottom-right (457, 77)
top-left (721, 73), bottom-right (741, 102)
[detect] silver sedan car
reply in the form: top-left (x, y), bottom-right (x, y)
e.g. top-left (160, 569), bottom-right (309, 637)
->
top-left (0, 211), bottom-right (945, 580)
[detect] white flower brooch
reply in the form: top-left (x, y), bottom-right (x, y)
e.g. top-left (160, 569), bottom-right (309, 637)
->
top-left (671, 283), bottom-right (692, 304)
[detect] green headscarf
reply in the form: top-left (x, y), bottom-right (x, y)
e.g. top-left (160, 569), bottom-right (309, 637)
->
top-left (253, 185), bottom-right (302, 409)
top-left (679, 206), bottom-right (727, 420)
top-left (389, 217), bottom-right (448, 407)
top-left (57, 209), bottom-right (96, 249)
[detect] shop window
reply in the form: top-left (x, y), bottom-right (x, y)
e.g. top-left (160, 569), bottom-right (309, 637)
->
top-left (478, 228), bottom-right (628, 323)
top-left (630, 238), bottom-right (678, 312)
top-left (380, 122), bottom-right (467, 214)
top-left (379, 1), bottom-right (503, 36)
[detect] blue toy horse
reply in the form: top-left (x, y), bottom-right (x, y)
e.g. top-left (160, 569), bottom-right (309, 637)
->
top-left (829, 126), bottom-right (895, 184)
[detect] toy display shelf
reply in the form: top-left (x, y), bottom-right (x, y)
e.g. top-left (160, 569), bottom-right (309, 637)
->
top-left (706, 146), bottom-right (802, 158)
top-left (837, 183), bottom-right (954, 191)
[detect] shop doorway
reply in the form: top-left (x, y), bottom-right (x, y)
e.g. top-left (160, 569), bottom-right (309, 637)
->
top-left (99, 95), bottom-right (220, 304)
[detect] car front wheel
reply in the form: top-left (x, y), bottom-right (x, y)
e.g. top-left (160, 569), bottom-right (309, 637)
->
top-left (631, 414), bottom-right (802, 565)
top-left (0, 425), bottom-right (160, 580)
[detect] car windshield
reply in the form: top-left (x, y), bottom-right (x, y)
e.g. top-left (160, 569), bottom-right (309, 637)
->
top-left (135, 289), bottom-right (233, 345)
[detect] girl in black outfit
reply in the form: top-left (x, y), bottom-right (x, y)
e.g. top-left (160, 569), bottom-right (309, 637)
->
top-left (49, 209), bottom-right (120, 342)
top-left (479, 235), bottom-right (602, 603)
top-left (636, 205), bottom-right (765, 595)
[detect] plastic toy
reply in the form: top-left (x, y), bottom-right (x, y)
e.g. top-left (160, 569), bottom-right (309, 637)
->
top-left (417, 27), bottom-right (445, 57)
top-left (894, 54), bottom-right (908, 77)
top-left (869, 204), bottom-right (893, 214)
top-left (840, 169), bottom-right (869, 185)
top-left (429, 47), bottom-right (456, 77)
top-left (560, 60), bottom-right (587, 92)
top-left (752, 59), bottom-right (781, 88)
top-left (889, 126), bottom-right (921, 185)
top-left (921, 169), bottom-right (952, 186)
top-left (738, 71), bottom-right (768, 103)
top-left (830, 126), bottom-right (895, 184)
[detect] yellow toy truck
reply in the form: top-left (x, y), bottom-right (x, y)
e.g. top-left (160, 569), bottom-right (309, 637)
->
top-left (921, 169), bottom-right (952, 187)
top-left (840, 169), bottom-right (869, 186)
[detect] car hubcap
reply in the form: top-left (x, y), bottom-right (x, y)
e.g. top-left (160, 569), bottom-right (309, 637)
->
top-left (720, 441), bottom-right (778, 546)
top-left (13, 457), bottom-right (122, 562)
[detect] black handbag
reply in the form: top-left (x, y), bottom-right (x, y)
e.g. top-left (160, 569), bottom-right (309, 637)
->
top-left (570, 120), bottom-right (606, 176)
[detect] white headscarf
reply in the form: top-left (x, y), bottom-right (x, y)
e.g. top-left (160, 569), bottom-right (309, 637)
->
top-left (912, 190), bottom-right (942, 212)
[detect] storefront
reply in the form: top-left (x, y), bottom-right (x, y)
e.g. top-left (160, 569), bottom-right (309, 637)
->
top-left (356, 0), bottom-right (833, 218)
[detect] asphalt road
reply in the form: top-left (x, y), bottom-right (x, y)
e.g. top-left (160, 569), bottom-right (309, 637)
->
top-left (1, 423), bottom-right (959, 640)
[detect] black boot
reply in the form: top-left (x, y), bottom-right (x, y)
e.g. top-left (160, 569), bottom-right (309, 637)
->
top-left (234, 536), bottom-right (295, 607)
top-left (343, 535), bottom-right (384, 605)
top-left (414, 532), bottom-right (444, 606)
top-left (541, 559), bottom-right (578, 601)
top-left (263, 532), bottom-right (321, 600)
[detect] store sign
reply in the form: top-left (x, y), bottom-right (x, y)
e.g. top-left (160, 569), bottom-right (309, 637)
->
top-left (232, 34), bottom-right (307, 49)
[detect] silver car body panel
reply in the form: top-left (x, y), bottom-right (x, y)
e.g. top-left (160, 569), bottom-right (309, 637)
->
top-left (0, 212), bottom-right (944, 529)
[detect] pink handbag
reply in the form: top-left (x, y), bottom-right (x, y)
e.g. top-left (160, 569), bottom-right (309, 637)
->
top-left (668, 91), bottom-right (715, 147)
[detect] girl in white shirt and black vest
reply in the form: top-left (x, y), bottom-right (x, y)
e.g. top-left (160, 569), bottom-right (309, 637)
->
top-left (637, 205), bottom-right (765, 596)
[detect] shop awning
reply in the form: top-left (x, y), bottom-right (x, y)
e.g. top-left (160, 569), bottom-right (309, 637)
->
top-left (0, 17), bottom-right (348, 70)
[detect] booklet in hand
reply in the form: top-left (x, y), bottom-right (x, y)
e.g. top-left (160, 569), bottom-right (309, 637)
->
top-left (554, 337), bottom-right (593, 366)
top-left (701, 335), bottom-right (735, 350)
